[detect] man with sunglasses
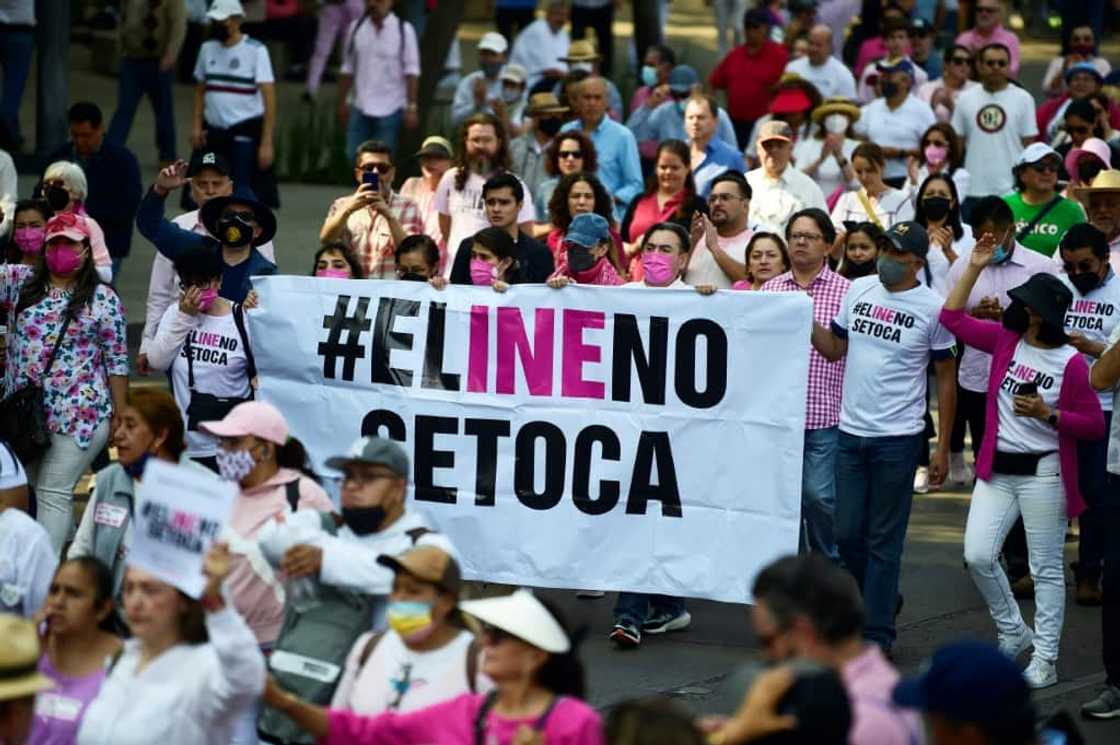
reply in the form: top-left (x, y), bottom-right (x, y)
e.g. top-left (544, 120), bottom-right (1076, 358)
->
top-left (954, 0), bottom-right (1021, 78)
top-left (952, 43), bottom-right (1037, 217)
top-left (1003, 143), bottom-right (1086, 258)
top-left (321, 139), bottom-right (423, 278)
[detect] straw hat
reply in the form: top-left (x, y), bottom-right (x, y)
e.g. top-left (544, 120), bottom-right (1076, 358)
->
top-left (460, 589), bottom-right (571, 653)
top-left (0, 614), bottom-right (53, 701)
top-left (560, 39), bottom-right (600, 63)
top-left (811, 97), bottom-right (861, 124)
top-left (1074, 169), bottom-right (1120, 201)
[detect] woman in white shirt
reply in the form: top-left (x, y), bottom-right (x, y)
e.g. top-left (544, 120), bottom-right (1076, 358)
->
top-left (913, 173), bottom-right (975, 298)
top-left (76, 543), bottom-right (267, 745)
top-left (831, 142), bottom-right (914, 235)
top-left (147, 246), bottom-right (254, 471)
top-left (795, 98), bottom-right (860, 205)
top-left (905, 122), bottom-right (970, 204)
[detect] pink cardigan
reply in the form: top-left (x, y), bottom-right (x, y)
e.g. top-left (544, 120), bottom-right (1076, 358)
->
top-left (323, 693), bottom-right (604, 745)
top-left (940, 308), bottom-right (1105, 517)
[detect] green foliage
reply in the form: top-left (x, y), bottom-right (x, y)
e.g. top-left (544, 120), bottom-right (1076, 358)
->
top-left (277, 103), bottom-right (351, 185)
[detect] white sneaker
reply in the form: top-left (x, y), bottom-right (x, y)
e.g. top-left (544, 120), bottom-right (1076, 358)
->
top-left (913, 467), bottom-right (929, 494)
top-left (997, 625), bottom-right (1034, 659)
top-left (948, 452), bottom-right (974, 485)
top-left (1023, 655), bottom-right (1058, 689)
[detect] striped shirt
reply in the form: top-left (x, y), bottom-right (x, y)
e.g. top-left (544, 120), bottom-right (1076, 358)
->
top-left (193, 36), bottom-right (274, 128)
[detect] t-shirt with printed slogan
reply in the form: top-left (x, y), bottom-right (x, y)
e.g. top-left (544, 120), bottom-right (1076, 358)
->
top-left (158, 306), bottom-right (253, 458)
top-left (1061, 270), bottom-right (1120, 412)
top-left (1003, 192), bottom-right (1086, 258)
top-left (832, 275), bottom-right (956, 437)
top-left (995, 339), bottom-right (1077, 453)
top-left (433, 168), bottom-right (537, 278)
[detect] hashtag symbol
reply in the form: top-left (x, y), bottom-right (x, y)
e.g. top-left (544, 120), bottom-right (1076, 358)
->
top-left (318, 295), bottom-right (371, 381)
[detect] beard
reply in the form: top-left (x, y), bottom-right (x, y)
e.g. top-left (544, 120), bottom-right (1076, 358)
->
top-left (468, 154), bottom-right (496, 175)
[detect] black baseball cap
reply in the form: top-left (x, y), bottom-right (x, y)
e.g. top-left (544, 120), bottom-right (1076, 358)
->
top-left (883, 221), bottom-right (929, 260)
top-left (744, 8), bottom-right (772, 27)
top-left (188, 151), bottom-right (231, 177)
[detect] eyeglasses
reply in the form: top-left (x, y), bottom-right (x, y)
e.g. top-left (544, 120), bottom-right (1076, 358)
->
top-left (558, 150), bottom-right (583, 159)
top-left (708, 193), bottom-right (742, 204)
top-left (1028, 161), bottom-right (1060, 173)
top-left (949, 56), bottom-right (972, 65)
top-left (340, 470), bottom-right (398, 487)
top-left (360, 162), bottom-right (393, 173)
top-left (789, 232), bottom-right (824, 243)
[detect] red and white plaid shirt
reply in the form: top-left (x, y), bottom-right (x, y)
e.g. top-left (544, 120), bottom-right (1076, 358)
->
top-left (762, 264), bottom-right (851, 430)
top-left (328, 191), bottom-right (424, 278)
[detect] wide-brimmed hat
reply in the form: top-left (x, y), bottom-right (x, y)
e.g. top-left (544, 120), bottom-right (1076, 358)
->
top-left (560, 39), bottom-right (600, 63)
top-left (199, 194), bottom-right (277, 247)
top-left (1074, 169), bottom-right (1120, 200)
top-left (1007, 273), bottom-right (1073, 330)
top-left (811, 97), bottom-right (861, 124)
top-left (525, 93), bottom-right (569, 117)
top-left (460, 589), bottom-right (571, 653)
top-left (200, 401), bottom-right (289, 445)
top-left (1065, 137), bottom-right (1112, 181)
top-left (416, 135), bottom-right (453, 159)
top-left (0, 614), bottom-right (53, 701)
top-left (377, 545), bottom-right (462, 596)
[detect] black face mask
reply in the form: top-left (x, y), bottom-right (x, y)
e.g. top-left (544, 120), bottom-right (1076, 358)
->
top-left (341, 506), bottom-right (387, 536)
top-left (566, 245), bottom-right (597, 273)
top-left (218, 215), bottom-right (254, 248)
top-left (211, 23), bottom-right (231, 41)
top-left (845, 259), bottom-right (877, 278)
top-left (1002, 300), bottom-right (1030, 333)
top-left (538, 118), bottom-right (563, 137)
top-left (881, 81), bottom-right (900, 99)
top-left (45, 185), bottom-right (70, 212)
top-left (922, 196), bottom-right (952, 222)
top-left (1078, 160), bottom-right (1105, 184)
top-left (1038, 323), bottom-right (1068, 346)
top-left (1070, 271), bottom-right (1103, 295)
top-left (399, 271), bottom-right (427, 282)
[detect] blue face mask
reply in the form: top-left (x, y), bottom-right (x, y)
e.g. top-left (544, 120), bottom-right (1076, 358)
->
top-left (123, 451), bottom-right (151, 481)
top-left (675, 98), bottom-right (688, 115)
top-left (640, 65), bottom-right (658, 88)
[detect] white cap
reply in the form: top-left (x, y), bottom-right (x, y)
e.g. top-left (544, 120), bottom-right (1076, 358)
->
top-left (1016, 142), bottom-right (1060, 167)
top-left (207, 0), bottom-right (245, 21)
top-left (500, 63), bottom-right (528, 85)
top-left (460, 589), bottom-right (571, 653)
top-left (478, 31), bottom-right (509, 54)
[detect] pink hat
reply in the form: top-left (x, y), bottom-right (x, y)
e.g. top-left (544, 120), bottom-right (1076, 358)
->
top-left (44, 213), bottom-right (91, 243)
top-left (1065, 137), bottom-right (1112, 181)
top-left (200, 401), bottom-right (289, 445)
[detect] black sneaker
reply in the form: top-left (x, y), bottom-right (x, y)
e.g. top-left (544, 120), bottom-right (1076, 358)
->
top-left (1082, 685), bottom-right (1120, 720)
top-left (642, 609), bottom-right (692, 634)
top-left (609, 623), bottom-right (641, 649)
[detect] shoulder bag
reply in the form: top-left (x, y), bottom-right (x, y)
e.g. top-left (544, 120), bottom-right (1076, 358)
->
top-left (184, 303), bottom-right (257, 431)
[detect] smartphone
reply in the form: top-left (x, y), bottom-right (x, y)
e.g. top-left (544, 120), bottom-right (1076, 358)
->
top-left (1018, 381), bottom-right (1038, 397)
top-left (362, 170), bottom-right (379, 191)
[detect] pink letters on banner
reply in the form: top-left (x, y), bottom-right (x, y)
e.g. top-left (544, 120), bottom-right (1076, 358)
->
top-left (496, 307), bottom-right (555, 396)
top-left (562, 309), bottom-right (606, 399)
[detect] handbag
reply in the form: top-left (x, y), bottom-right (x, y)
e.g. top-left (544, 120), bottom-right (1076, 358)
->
top-left (184, 304), bottom-right (257, 431)
top-left (0, 308), bottom-right (74, 464)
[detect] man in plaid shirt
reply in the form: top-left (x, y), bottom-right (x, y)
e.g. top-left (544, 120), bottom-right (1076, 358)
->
top-left (321, 139), bottom-right (424, 277)
top-left (761, 207), bottom-right (850, 561)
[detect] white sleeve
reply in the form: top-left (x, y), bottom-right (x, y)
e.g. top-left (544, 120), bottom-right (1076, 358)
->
top-left (255, 43), bottom-right (275, 85)
top-left (433, 170), bottom-right (453, 217)
top-left (837, 65), bottom-right (858, 100)
top-left (20, 526), bottom-right (59, 620)
top-left (320, 536), bottom-right (396, 594)
top-left (0, 151), bottom-right (16, 238)
top-left (0, 443), bottom-right (26, 489)
top-left (853, 106), bottom-right (870, 138)
top-left (330, 631), bottom-right (375, 709)
top-left (833, 285), bottom-right (853, 332)
top-left (517, 178), bottom-right (536, 223)
top-left (340, 20), bottom-right (359, 76)
top-left (198, 604), bottom-right (267, 720)
top-left (147, 305), bottom-right (199, 372)
top-left (193, 42), bottom-right (208, 82)
top-left (141, 253), bottom-right (178, 354)
top-left (950, 99), bottom-right (966, 137)
top-left (402, 18), bottom-right (420, 77)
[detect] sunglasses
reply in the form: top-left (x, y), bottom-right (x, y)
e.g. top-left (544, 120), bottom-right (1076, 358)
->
top-left (559, 150), bottom-right (583, 159)
top-left (481, 624), bottom-right (512, 644)
top-left (949, 56), bottom-right (971, 65)
top-left (1028, 161), bottom-right (1060, 173)
top-left (360, 162), bottom-right (393, 174)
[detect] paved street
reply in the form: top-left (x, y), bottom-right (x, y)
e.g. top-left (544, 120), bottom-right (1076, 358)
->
top-left (7, 3), bottom-right (1120, 740)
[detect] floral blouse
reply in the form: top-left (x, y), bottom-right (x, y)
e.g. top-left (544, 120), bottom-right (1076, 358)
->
top-left (1, 265), bottom-right (129, 449)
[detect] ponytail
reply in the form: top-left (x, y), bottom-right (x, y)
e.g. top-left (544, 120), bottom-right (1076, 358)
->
top-left (276, 436), bottom-right (319, 483)
top-left (533, 597), bottom-right (587, 700)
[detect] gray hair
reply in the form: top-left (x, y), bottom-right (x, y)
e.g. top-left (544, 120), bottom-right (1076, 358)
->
top-left (43, 161), bottom-right (88, 202)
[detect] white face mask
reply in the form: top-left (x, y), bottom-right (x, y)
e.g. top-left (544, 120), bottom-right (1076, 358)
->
top-left (570, 62), bottom-right (594, 74)
top-left (823, 114), bottom-right (849, 135)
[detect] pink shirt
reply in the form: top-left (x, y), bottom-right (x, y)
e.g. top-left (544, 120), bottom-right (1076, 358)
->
top-left (340, 12), bottom-right (420, 117)
top-left (400, 176), bottom-right (444, 249)
top-left (955, 25), bottom-right (1021, 77)
top-left (841, 646), bottom-right (925, 745)
top-left (325, 693), bottom-right (605, 745)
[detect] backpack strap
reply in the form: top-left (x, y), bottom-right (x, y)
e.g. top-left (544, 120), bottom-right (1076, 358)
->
top-left (405, 527), bottom-right (431, 545)
top-left (284, 480), bottom-right (301, 512)
top-left (357, 630), bottom-right (386, 668)
top-left (232, 303), bottom-right (257, 393)
top-left (1015, 195), bottom-right (1063, 244)
top-left (465, 636), bottom-right (481, 693)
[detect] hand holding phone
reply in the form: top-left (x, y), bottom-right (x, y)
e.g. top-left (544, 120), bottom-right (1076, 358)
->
top-left (362, 170), bottom-right (380, 191)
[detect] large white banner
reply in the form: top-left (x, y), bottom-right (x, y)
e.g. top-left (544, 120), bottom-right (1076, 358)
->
top-left (251, 277), bottom-right (811, 604)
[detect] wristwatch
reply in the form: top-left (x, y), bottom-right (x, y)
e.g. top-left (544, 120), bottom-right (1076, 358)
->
top-left (1047, 410), bottom-right (1059, 427)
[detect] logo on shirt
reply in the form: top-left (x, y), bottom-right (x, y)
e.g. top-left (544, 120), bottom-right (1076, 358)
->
top-left (976, 104), bottom-right (1007, 134)
top-left (849, 301), bottom-right (916, 344)
top-left (1066, 298), bottom-right (1116, 332)
top-left (230, 57), bottom-right (240, 70)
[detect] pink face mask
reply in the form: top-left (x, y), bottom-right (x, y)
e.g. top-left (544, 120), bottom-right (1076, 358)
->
top-left (470, 258), bottom-right (497, 286)
top-left (315, 268), bottom-right (351, 279)
top-left (924, 144), bottom-right (949, 166)
top-left (197, 287), bottom-right (220, 312)
top-left (14, 227), bottom-right (46, 255)
top-left (641, 251), bottom-right (678, 286)
top-left (44, 243), bottom-right (83, 276)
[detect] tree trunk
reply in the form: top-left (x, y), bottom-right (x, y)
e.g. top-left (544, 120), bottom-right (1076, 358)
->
top-left (396, 0), bottom-right (465, 179)
top-left (35, 0), bottom-right (70, 159)
top-left (631, 0), bottom-right (662, 68)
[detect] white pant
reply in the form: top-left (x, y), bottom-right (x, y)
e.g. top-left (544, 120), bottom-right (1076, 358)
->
top-left (28, 420), bottom-right (110, 555)
top-left (712, 0), bottom-right (747, 57)
top-left (963, 454), bottom-right (1067, 661)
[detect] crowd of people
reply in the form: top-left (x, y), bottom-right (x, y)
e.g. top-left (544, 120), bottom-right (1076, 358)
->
top-left (2, 0), bottom-right (1120, 743)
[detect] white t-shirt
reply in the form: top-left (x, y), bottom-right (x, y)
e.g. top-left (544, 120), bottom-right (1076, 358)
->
top-left (793, 137), bottom-right (859, 200)
top-left (830, 187), bottom-right (915, 231)
top-left (433, 169), bottom-right (536, 277)
top-left (995, 339), bottom-right (1076, 453)
top-left (951, 84), bottom-right (1038, 197)
top-left (158, 307), bottom-right (253, 458)
top-left (0, 441), bottom-right (26, 489)
top-left (833, 275), bottom-right (956, 437)
top-left (784, 56), bottom-right (858, 100)
top-left (920, 223), bottom-right (975, 299)
top-left (0, 508), bottom-right (57, 619)
top-left (193, 36), bottom-right (275, 128)
top-left (331, 630), bottom-right (488, 715)
top-left (854, 97), bottom-right (936, 180)
top-left (1061, 271), bottom-right (1120, 412)
top-left (686, 229), bottom-right (751, 289)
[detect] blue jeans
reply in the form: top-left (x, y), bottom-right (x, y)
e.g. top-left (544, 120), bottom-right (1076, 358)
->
top-left (835, 430), bottom-right (924, 649)
top-left (107, 57), bottom-right (177, 161)
top-left (346, 107), bottom-right (403, 160)
top-left (613, 593), bottom-right (686, 628)
top-left (0, 24), bottom-right (34, 145)
top-left (1077, 411), bottom-right (1113, 581)
top-left (802, 427), bottom-right (840, 561)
